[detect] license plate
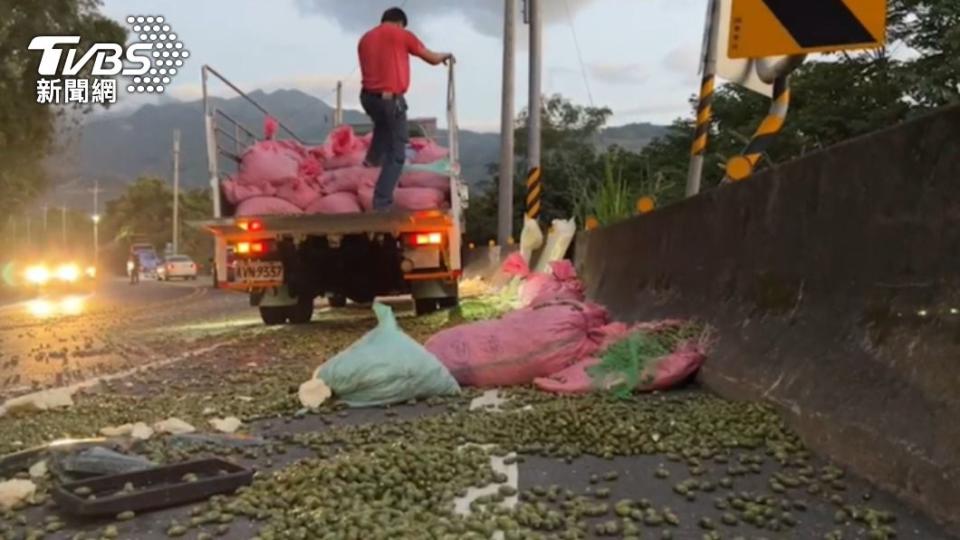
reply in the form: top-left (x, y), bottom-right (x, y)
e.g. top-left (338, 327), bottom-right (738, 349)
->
top-left (235, 261), bottom-right (283, 283)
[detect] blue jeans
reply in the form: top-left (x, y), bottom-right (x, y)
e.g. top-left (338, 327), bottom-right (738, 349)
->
top-left (360, 91), bottom-right (408, 210)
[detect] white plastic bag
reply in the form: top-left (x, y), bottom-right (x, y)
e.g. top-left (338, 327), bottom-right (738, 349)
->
top-left (519, 216), bottom-right (544, 264)
top-left (533, 218), bottom-right (577, 274)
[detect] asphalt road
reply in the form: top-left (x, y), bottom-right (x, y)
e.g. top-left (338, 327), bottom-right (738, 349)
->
top-left (0, 276), bottom-right (253, 400)
top-left (0, 280), bottom-right (953, 539)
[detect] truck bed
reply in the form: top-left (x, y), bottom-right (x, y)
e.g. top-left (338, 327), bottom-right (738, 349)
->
top-left (199, 209), bottom-right (453, 239)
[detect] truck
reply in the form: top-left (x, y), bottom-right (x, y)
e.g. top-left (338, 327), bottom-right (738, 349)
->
top-left (199, 65), bottom-right (467, 325)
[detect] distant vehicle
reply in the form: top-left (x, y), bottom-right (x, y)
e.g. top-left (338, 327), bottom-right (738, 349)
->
top-left (136, 250), bottom-right (160, 279)
top-left (21, 258), bottom-right (97, 297)
top-left (158, 255), bottom-right (198, 281)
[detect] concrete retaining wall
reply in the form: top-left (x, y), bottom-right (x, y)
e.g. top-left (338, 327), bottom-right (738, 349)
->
top-left (575, 105), bottom-right (960, 532)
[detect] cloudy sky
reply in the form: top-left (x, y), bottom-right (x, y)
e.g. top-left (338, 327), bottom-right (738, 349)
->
top-left (100, 0), bottom-right (708, 131)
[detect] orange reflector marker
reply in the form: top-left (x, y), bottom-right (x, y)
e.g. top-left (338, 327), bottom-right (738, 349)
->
top-left (636, 196), bottom-right (656, 214)
top-left (251, 241), bottom-right (265, 254)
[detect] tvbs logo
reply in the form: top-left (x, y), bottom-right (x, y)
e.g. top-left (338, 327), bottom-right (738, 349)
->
top-left (29, 36), bottom-right (152, 77)
top-left (29, 15), bottom-right (188, 105)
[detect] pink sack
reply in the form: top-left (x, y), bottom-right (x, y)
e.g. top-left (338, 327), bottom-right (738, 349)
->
top-left (264, 116), bottom-right (278, 140)
top-left (235, 196), bottom-right (304, 217)
top-left (238, 142), bottom-right (301, 186)
top-left (320, 166), bottom-right (381, 195)
top-left (399, 170), bottom-right (450, 192)
top-left (502, 255), bottom-right (585, 307)
top-left (324, 150), bottom-right (367, 170)
top-left (394, 187), bottom-right (447, 211)
top-left (328, 125), bottom-right (357, 156)
top-left (222, 178), bottom-right (276, 204)
top-left (358, 185), bottom-right (375, 211)
top-left (409, 138), bottom-right (449, 164)
top-left (305, 192), bottom-right (363, 214)
top-left (275, 178), bottom-right (321, 210)
top-left (533, 343), bottom-right (705, 395)
top-left (425, 301), bottom-right (610, 387)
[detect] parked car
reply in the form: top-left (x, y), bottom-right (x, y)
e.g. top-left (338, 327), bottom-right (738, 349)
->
top-left (157, 255), bottom-right (198, 281)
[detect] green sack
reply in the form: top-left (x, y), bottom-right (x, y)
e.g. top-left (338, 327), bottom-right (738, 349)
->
top-left (316, 303), bottom-right (460, 407)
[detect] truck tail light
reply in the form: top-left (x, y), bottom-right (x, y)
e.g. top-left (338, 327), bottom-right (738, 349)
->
top-left (410, 232), bottom-right (443, 246)
top-left (236, 241), bottom-right (267, 255)
top-left (237, 219), bottom-right (264, 232)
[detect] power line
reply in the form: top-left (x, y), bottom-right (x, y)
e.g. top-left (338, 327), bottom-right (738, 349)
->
top-left (562, 0), bottom-right (595, 107)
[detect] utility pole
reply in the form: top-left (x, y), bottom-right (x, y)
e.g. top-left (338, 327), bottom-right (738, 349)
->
top-left (61, 205), bottom-right (67, 246)
top-left (686, 0), bottom-right (720, 197)
top-left (527, 0), bottom-right (542, 171)
top-left (172, 129), bottom-right (181, 255)
top-left (90, 180), bottom-right (102, 263)
top-left (335, 81), bottom-right (343, 127)
top-left (525, 0), bottom-right (543, 221)
top-left (497, 0), bottom-right (516, 247)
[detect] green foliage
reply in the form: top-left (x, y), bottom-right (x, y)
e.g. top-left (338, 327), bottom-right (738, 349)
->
top-left (465, 0), bottom-right (957, 245)
top-left (568, 154), bottom-right (638, 228)
top-left (890, 0), bottom-right (960, 107)
top-left (0, 0), bottom-right (125, 218)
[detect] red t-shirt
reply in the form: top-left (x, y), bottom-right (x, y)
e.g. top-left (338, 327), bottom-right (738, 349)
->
top-left (358, 24), bottom-right (426, 95)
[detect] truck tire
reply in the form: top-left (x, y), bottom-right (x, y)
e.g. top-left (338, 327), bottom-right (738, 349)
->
top-left (288, 297), bottom-right (315, 325)
top-left (348, 293), bottom-right (375, 305)
top-left (328, 294), bottom-right (347, 308)
top-left (259, 306), bottom-right (288, 326)
top-left (414, 296), bottom-right (458, 317)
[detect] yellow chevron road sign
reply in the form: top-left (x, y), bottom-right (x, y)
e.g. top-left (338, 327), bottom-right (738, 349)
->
top-left (728, 0), bottom-right (886, 59)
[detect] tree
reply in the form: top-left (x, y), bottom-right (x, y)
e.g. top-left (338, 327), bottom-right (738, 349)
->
top-left (465, 95), bottom-right (612, 243)
top-left (890, 0), bottom-right (960, 107)
top-left (101, 178), bottom-right (213, 271)
top-left (0, 1), bottom-right (125, 219)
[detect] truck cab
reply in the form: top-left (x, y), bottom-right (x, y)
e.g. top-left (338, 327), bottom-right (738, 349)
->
top-left (199, 65), bottom-right (466, 325)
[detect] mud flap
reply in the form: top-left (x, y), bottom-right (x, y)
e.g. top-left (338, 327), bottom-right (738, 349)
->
top-left (252, 286), bottom-right (298, 308)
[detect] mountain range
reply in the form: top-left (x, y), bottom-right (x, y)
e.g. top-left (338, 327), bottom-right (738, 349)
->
top-left (46, 89), bottom-right (667, 205)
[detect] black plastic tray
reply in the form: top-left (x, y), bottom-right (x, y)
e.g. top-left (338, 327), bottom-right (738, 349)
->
top-left (52, 458), bottom-right (253, 517)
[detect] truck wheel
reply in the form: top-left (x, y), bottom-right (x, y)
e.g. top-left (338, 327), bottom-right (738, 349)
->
top-left (259, 306), bottom-right (288, 326)
top-left (414, 299), bottom-right (439, 316)
top-left (438, 296), bottom-right (459, 310)
top-left (328, 294), bottom-right (347, 308)
top-left (415, 297), bottom-right (458, 316)
top-left (348, 293), bottom-right (375, 305)
top-left (288, 297), bottom-right (315, 325)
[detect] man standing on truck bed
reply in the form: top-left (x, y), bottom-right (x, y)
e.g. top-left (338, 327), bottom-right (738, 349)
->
top-left (358, 7), bottom-right (454, 210)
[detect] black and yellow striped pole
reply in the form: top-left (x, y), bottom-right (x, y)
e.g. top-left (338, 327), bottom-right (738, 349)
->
top-left (725, 76), bottom-right (790, 182)
top-left (525, 166), bottom-right (542, 220)
top-left (685, 0), bottom-right (720, 197)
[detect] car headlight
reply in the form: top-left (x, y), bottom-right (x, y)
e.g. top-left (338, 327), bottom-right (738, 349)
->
top-left (55, 264), bottom-right (80, 283)
top-left (25, 265), bottom-right (50, 285)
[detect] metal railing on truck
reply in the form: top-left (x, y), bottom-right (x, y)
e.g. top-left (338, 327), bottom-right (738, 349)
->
top-left (200, 63), bottom-right (464, 222)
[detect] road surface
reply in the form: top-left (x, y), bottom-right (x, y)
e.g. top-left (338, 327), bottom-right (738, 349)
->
top-left (0, 278), bottom-right (951, 539)
top-left (0, 277), bottom-right (253, 400)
